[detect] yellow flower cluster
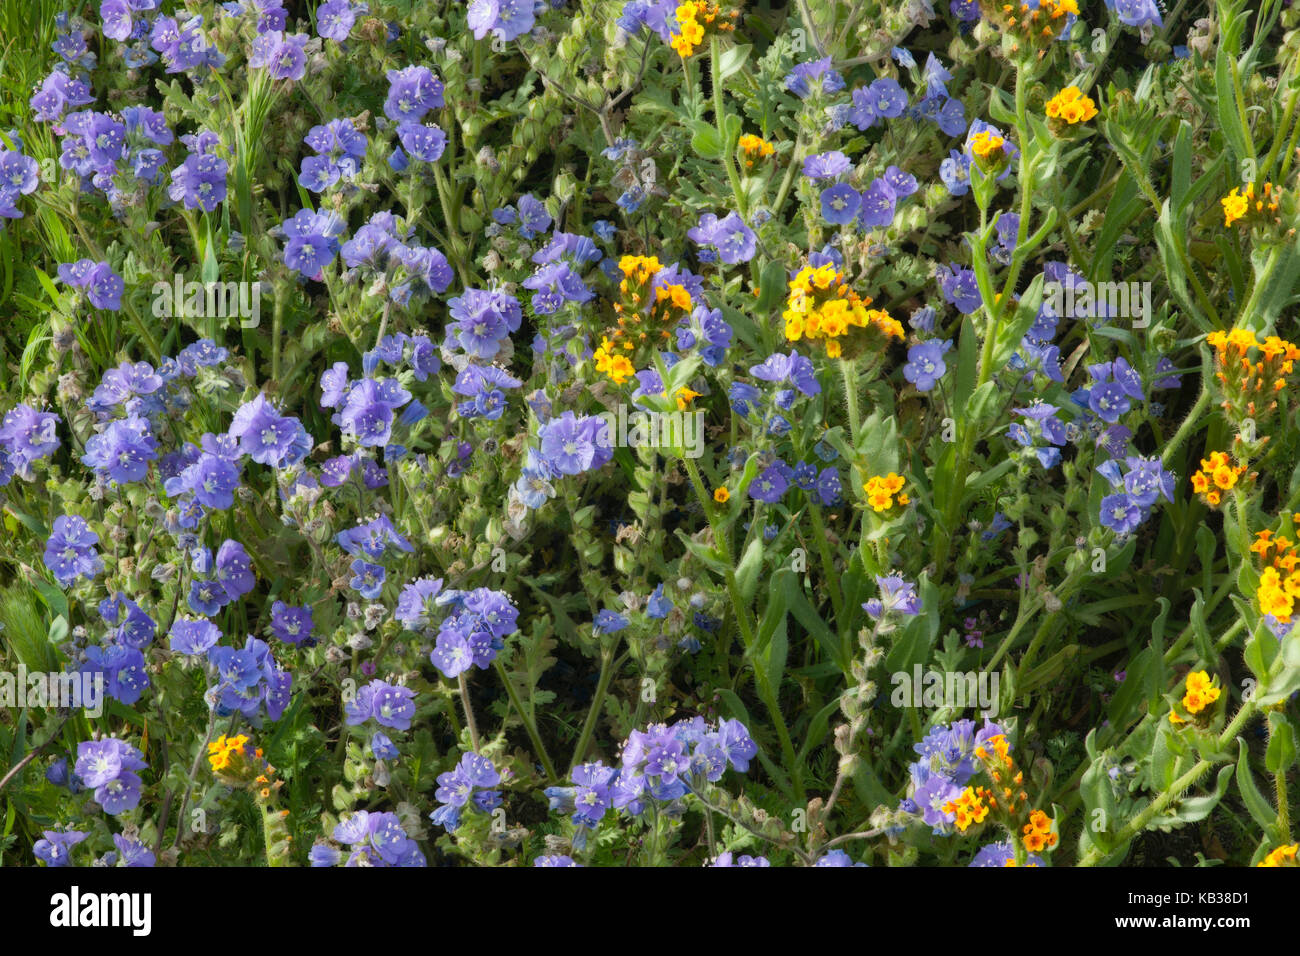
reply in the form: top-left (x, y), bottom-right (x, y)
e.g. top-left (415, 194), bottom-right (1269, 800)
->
top-left (989, 0), bottom-right (1080, 42)
top-left (863, 472), bottom-right (907, 511)
top-left (1258, 843), bottom-right (1299, 866)
top-left (594, 255), bottom-right (693, 385)
top-left (975, 732), bottom-right (1014, 769)
top-left (1257, 565), bottom-right (1300, 622)
top-left (208, 733), bottom-right (254, 773)
top-left (713, 486), bottom-right (730, 503)
top-left (973, 732), bottom-right (1034, 822)
top-left (1206, 327), bottom-right (1300, 428)
top-left (1251, 526), bottom-right (1300, 624)
top-left (619, 254), bottom-right (662, 288)
top-left (1021, 809), bottom-right (1059, 853)
top-left (1045, 86), bottom-right (1098, 124)
top-left (738, 134), bottom-right (774, 169)
top-left (969, 129), bottom-right (1005, 161)
top-left (593, 335), bottom-right (636, 384)
top-left (209, 734), bottom-right (279, 797)
top-left (1222, 181), bottom-right (1280, 228)
top-left (1182, 670), bottom-right (1221, 715)
top-left (674, 386), bottom-right (701, 410)
top-left (1251, 526), bottom-right (1300, 569)
top-left (1188, 450), bottom-right (1246, 508)
top-left (942, 786), bottom-right (992, 832)
top-left (668, 1), bottom-right (735, 58)
top-left (782, 263), bottom-right (901, 358)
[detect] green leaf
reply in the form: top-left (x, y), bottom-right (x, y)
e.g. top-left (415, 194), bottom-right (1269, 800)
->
top-left (689, 121), bottom-right (723, 160)
top-left (1236, 738), bottom-right (1279, 832)
top-left (717, 44), bottom-right (751, 81)
top-left (1214, 0), bottom-right (1255, 166)
top-left (1079, 731), bottom-right (1119, 852)
top-left (1150, 764), bottom-right (1234, 826)
top-left (783, 570), bottom-right (847, 672)
top-left (734, 537), bottom-right (764, 605)
top-left (1266, 712), bottom-right (1297, 774)
top-left (953, 314), bottom-right (977, 412)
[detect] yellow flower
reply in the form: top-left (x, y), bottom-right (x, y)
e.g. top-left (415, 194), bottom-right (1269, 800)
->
top-left (1222, 187), bottom-right (1250, 227)
top-left (1181, 670), bottom-right (1220, 714)
top-left (1046, 86), bottom-right (1098, 124)
top-left (941, 786), bottom-right (989, 832)
top-left (738, 134), bottom-right (774, 169)
top-left (1259, 843), bottom-right (1300, 866)
top-left (969, 130), bottom-right (1006, 161)
top-left (713, 486), bottom-right (730, 503)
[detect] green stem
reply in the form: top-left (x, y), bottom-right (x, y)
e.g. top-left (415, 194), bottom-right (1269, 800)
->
top-left (494, 659), bottom-right (559, 783)
top-left (458, 673), bottom-right (481, 752)
top-left (1161, 386), bottom-right (1209, 468)
top-left (710, 36), bottom-right (747, 218)
top-left (271, 285), bottom-right (284, 384)
top-left (1077, 700), bottom-right (1258, 866)
top-left (682, 457), bottom-right (804, 802)
top-left (569, 645), bottom-right (618, 772)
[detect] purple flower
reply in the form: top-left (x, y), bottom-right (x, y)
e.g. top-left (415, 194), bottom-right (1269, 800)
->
top-left (44, 515), bottom-right (103, 587)
top-left (112, 833), bottom-right (156, 867)
top-left (165, 451), bottom-right (243, 510)
top-left (902, 340), bottom-right (952, 392)
top-left (396, 121), bottom-right (448, 162)
top-left (522, 261), bottom-right (594, 314)
top-left (168, 151), bottom-right (228, 212)
top-left (86, 262), bottom-right (125, 310)
top-left (336, 513), bottom-right (414, 560)
top-left (216, 539), bottom-right (256, 601)
top-left (270, 601), bottom-right (315, 645)
top-left (749, 463), bottom-right (789, 504)
top-left (169, 615), bottom-right (221, 655)
top-left (250, 30), bottom-right (310, 80)
top-left (0, 147), bottom-right (39, 220)
top-left (538, 411), bottom-right (597, 475)
top-left (687, 211), bottom-right (756, 265)
top-left (858, 178), bottom-right (898, 228)
top-left (317, 0), bottom-right (364, 41)
top-left (820, 183), bottom-right (860, 225)
top-left (76, 738), bottom-right (147, 816)
top-left (750, 350), bottom-right (820, 396)
top-left (228, 393), bottom-right (312, 466)
top-left (1112, 0), bottom-right (1162, 29)
top-left (281, 207), bottom-right (346, 278)
top-left (349, 558), bottom-right (386, 600)
top-left (430, 627), bottom-right (474, 677)
top-left (970, 841), bottom-right (1045, 867)
top-left (865, 574), bottom-right (921, 618)
top-left (1099, 492), bottom-right (1144, 534)
top-left (346, 679), bottom-right (417, 730)
top-left (1088, 381), bottom-right (1132, 423)
top-left (34, 830), bottom-right (87, 867)
top-left (445, 288), bottom-right (522, 359)
top-left (0, 403), bottom-right (60, 479)
top-left (1153, 356), bottom-right (1181, 390)
top-left (594, 609), bottom-right (629, 635)
top-left (938, 263), bottom-right (981, 314)
top-left (516, 193), bottom-right (552, 238)
top-left (384, 66), bottom-right (445, 122)
top-left (801, 150), bottom-right (852, 180)
top-left (466, 0), bottom-right (536, 42)
top-left (784, 57), bottom-right (844, 98)
top-left (570, 761), bottom-right (618, 827)
top-left (81, 417), bottom-right (158, 484)
top-left (333, 378), bottom-right (410, 447)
